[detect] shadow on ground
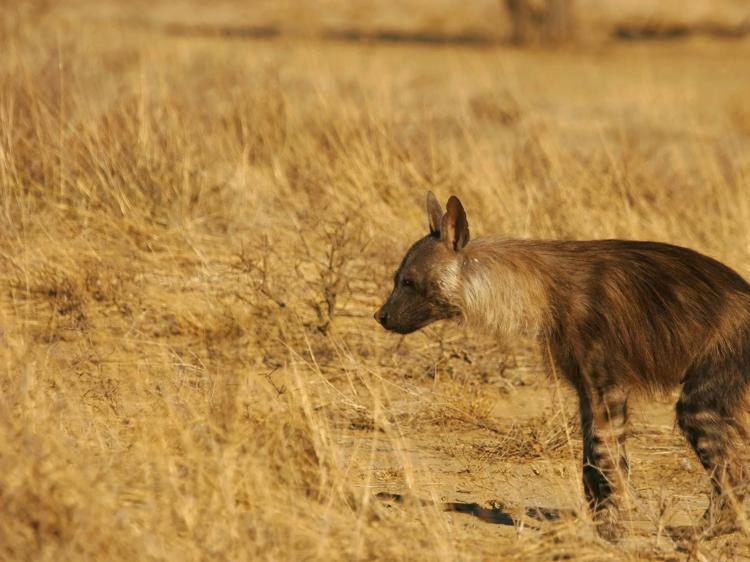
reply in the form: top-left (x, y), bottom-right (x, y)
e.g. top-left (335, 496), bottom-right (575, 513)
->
top-left (375, 492), bottom-right (571, 526)
top-left (376, 492), bottom-right (726, 548)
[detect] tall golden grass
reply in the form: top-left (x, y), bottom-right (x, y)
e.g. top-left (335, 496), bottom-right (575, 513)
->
top-left (2, 2), bottom-right (750, 560)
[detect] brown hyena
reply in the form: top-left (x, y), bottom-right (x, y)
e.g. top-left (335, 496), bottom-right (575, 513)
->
top-left (375, 192), bottom-right (750, 536)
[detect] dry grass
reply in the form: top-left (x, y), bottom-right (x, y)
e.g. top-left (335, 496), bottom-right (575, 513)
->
top-left (2, 1), bottom-right (750, 561)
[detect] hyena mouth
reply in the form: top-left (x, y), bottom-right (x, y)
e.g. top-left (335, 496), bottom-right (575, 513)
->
top-left (387, 323), bottom-right (426, 335)
top-left (378, 315), bottom-right (434, 335)
top-left (386, 310), bottom-right (461, 334)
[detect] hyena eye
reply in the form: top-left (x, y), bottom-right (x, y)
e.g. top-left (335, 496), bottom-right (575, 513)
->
top-left (402, 278), bottom-right (415, 288)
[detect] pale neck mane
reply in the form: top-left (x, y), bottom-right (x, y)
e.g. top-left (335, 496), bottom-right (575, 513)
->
top-left (454, 237), bottom-right (552, 336)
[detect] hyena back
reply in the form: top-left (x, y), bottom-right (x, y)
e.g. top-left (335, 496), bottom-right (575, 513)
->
top-left (376, 192), bottom-right (750, 535)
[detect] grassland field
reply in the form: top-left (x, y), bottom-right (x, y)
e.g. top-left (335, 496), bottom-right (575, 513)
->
top-left (2, 1), bottom-right (750, 560)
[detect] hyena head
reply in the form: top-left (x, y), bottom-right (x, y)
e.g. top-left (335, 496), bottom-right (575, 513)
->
top-left (375, 192), bottom-right (470, 334)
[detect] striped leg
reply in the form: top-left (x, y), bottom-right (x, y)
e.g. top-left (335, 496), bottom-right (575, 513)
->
top-left (546, 334), bottom-right (630, 536)
top-left (677, 359), bottom-right (747, 534)
top-left (578, 384), bottom-right (630, 525)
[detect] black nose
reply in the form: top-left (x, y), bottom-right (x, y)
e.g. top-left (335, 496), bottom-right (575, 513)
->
top-left (376, 308), bottom-right (389, 326)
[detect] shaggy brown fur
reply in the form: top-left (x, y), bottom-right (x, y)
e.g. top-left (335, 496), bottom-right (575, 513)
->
top-left (376, 192), bottom-right (750, 536)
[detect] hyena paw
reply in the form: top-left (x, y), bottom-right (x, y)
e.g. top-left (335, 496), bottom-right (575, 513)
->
top-left (592, 503), bottom-right (623, 541)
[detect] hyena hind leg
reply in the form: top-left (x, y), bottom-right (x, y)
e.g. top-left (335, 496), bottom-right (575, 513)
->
top-left (676, 358), bottom-right (749, 535)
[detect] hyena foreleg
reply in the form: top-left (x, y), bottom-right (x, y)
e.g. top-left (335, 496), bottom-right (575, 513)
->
top-left (547, 335), bottom-right (631, 531)
top-left (677, 354), bottom-right (749, 534)
top-left (577, 382), bottom-right (631, 527)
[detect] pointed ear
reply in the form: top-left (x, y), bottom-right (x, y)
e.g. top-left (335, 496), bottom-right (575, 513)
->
top-left (426, 191), bottom-right (444, 235)
top-left (440, 195), bottom-right (470, 251)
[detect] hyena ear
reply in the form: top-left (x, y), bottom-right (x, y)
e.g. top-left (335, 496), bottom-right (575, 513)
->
top-left (441, 195), bottom-right (470, 251)
top-left (426, 191), bottom-right (444, 236)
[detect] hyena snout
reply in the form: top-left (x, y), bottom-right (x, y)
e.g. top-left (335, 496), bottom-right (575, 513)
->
top-left (375, 296), bottom-right (447, 334)
top-left (374, 302), bottom-right (408, 333)
top-left (374, 307), bottom-right (389, 327)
